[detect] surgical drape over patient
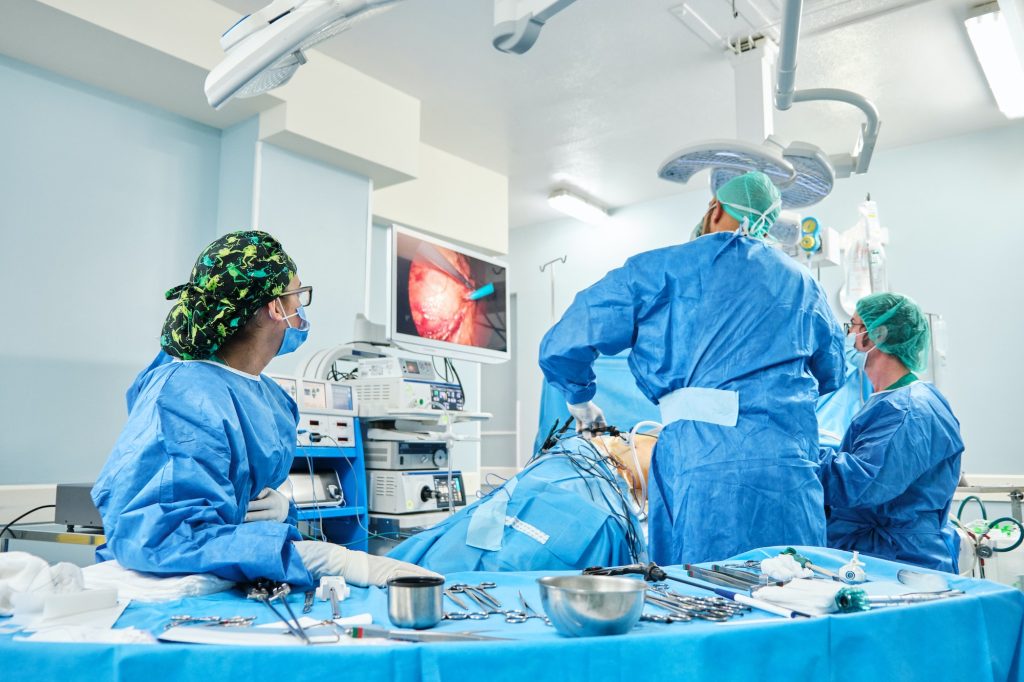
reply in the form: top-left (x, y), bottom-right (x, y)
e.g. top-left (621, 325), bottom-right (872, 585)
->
top-left (387, 436), bottom-right (645, 572)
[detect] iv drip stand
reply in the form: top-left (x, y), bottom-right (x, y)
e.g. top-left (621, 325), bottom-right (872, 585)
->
top-left (539, 256), bottom-right (567, 320)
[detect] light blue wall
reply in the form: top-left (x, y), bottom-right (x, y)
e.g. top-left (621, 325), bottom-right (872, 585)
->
top-left (256, 142), bottom-right (372, 378)
top-left (216, 118), bottom-right (259, 233)
top-left (510, 121), bottom-right (1024, 475)
top-left (0, 56), bottom-right (222, 484)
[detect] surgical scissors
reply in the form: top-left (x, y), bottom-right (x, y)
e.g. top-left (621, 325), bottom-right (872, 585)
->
top-left (449, 582), bottom-right (501, 609)
top-left (518, 590), bottom-right (551, 625)
top-left (453, 584), bottom-right (530, 623)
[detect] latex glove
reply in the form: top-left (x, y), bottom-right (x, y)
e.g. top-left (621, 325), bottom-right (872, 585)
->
top-left (244, 487), bottom-right (290, 523)
top-left (294, 541), bottom-right (441, 588)
top-left (567, 400), bottom-right (606, 434)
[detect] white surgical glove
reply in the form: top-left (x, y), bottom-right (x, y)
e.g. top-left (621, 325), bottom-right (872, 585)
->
top-left (294, 541), bottom-right (441, 588)
top-left (567, 400), bottom-right (606, 434)
top-left (244, 487), bottom-right (290, 523)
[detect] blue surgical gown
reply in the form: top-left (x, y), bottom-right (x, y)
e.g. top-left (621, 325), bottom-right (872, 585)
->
top-left (387, 439), bottom-right (645, 573)
top-left (818, 381), bottom-right (964, 573)
top-left (539, 231), bottom-right (845, 565)
top-left (125, 350), bottom-right (173, 412)
top-left (93, 358), bottom-right (312, 586)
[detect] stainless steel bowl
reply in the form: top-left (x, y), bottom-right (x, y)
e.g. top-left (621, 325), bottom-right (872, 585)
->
top-left (387, 576), bottom-right (444, 629)
top-left (537, 575), bottom-right (646, 637)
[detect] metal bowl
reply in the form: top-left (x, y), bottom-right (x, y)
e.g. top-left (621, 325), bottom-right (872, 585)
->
top-left (537, 575), bottom-right (646, 637)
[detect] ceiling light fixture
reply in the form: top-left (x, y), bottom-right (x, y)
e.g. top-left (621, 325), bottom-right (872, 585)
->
top-left (965, 3), bottom-right (1024, 119)
top-left (548, 189), bottom-right (611, 225)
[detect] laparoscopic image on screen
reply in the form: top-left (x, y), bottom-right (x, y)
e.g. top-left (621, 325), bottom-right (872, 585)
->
top-left (395, 231), bottom-right (508, 353)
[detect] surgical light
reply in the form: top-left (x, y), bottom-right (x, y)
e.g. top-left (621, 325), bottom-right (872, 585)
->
top-left (965, 4), bottom-right (1024, 119)
top-left (548, 189), bottom-right (611, 225)
top-left (205, 0), bottom-right (401, 110)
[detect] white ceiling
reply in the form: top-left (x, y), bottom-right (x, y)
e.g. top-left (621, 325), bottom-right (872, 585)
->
top-left (215, 0), bottom-right (1012, 228)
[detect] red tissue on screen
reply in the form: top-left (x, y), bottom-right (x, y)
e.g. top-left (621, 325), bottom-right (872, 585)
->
top-left (408, 246), bottom-right (481, 345)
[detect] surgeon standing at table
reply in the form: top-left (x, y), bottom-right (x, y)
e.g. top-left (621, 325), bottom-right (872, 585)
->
top-left (93, 230), bottom-right (435, 587)
top-left (819, 293), bottom-right (964, 572)
top-left (539, 172), bottom-right (846, 565)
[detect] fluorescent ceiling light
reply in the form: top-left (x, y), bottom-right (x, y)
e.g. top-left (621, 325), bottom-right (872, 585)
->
top-left (965, 5), bottom-right (1024, 119)
top-left (548, 189), bottom-right (611, 225)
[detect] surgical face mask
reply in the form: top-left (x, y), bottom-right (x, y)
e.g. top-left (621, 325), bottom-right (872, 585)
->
top-left (276, 305), bottom-right (309, 356)
top-left (844, 331), bottom-right (871, 372)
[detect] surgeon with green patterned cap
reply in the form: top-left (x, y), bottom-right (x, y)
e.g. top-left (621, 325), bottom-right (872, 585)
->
top-left (540, 171), bottom-right (846, 565)
top-left (93, 230), bottom-right (437, 588)
top-left (819, 292), bottom-right (964, 572)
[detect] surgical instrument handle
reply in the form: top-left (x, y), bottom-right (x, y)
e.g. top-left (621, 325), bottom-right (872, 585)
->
top-left (583, 562), bottom-right (668, 582)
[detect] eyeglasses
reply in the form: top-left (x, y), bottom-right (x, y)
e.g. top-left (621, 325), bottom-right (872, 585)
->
top-left (279, 285), bottom-right (313, 308)
top-left (843, 321), bottom-right (865, 334)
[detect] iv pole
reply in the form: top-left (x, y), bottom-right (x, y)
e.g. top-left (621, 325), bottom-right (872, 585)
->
top-left (539, 256), bottom-right (567, 320)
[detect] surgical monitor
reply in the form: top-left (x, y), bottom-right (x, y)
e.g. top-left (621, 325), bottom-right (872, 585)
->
top-left (388, 225), bottom-right (509, 363)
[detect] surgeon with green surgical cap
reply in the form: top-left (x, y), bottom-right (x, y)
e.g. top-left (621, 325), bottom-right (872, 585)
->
top-left (93, 230), bottom-right (437, 588)
top-left (819, 292), bottom-right (965, 572)
top-left (540, 171), bottom-right (846, 565)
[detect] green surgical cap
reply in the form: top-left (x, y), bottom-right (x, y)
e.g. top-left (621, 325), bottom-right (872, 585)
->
top-left (856, 292), bottom-right (930, 372)
top-left (160, 230), bottom-right (297, 360)
top-left (715, 171), bottom-right (783, 239)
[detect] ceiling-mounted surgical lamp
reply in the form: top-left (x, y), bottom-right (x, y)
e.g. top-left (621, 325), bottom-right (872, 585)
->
top-left (205, 0), bottom-right (402, 109)
top-left (659, 0), bottom-right (880, 208)
top-left (493, 0), bottom-right (580, 54)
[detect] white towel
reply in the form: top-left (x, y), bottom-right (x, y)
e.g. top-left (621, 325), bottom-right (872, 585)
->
top-left (0, 552), bottom-right (84, 616)
top-left (82, 560), bottom-right (234, 602)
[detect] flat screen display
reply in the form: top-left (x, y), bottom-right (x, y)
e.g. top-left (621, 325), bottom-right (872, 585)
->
top-left (390, 226), bottom-right (509, 362)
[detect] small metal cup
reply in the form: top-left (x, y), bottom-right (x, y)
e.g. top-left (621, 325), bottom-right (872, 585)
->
top-left (387, 576), bottom-right (444, 629)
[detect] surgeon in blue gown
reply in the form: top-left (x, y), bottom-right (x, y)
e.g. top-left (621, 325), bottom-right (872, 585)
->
top-left (819, 293), bottom-right (964, 572)
top-left (540, 172), bottom-right (846, 565)
top-left (93, 231), bottom-right (434, 587)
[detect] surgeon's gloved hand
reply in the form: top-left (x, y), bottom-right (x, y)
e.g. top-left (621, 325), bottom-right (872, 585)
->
top-left (567, 400), bottom-right (606, 435)
top-left (244, 487), bottom-right (290, 523)
top-left (293, 541), bottom-right (441, 588)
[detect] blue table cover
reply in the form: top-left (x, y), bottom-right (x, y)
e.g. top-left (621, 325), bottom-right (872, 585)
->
top-left (2, 547), bottom-right (1022, 682)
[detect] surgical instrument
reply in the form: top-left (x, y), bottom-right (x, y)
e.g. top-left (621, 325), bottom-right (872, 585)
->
top-left (684, 564), bottom-right (756, 590)
top-left (346, 625), bottom-right (509, 642)
top-left (648, 585), bottom-right (748, 616)
top-left (645, 593), bottom-right (726, 622)
top-left (444, 587), bottom-right (470, 610)
top-left (167, 615), bottom-right (256, 629)
top-left (518, 590), bottom-right (551, 625)
top-left (641, 612), bottom-right (692, 623)
top-left (303, 590), bottom-right (315, 614)
top-left (584, 562), bottom-right (813, 619)
top-left (710, 564), bottom-right (774, 587)
top-left (834, 587), bottom-right (965, 613)
top-left (781, 547), bottom-right (841, 581)
top-left (455, 586), bottom-right (529, 623)
top-left (444, 610), bottom-right (490, 621)
top-left (449, 582), bottom-right (502, 609)
top-left (329, 586), bottom-right (342, 620)
top-left (247, 581), bottom-right (312, 644)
